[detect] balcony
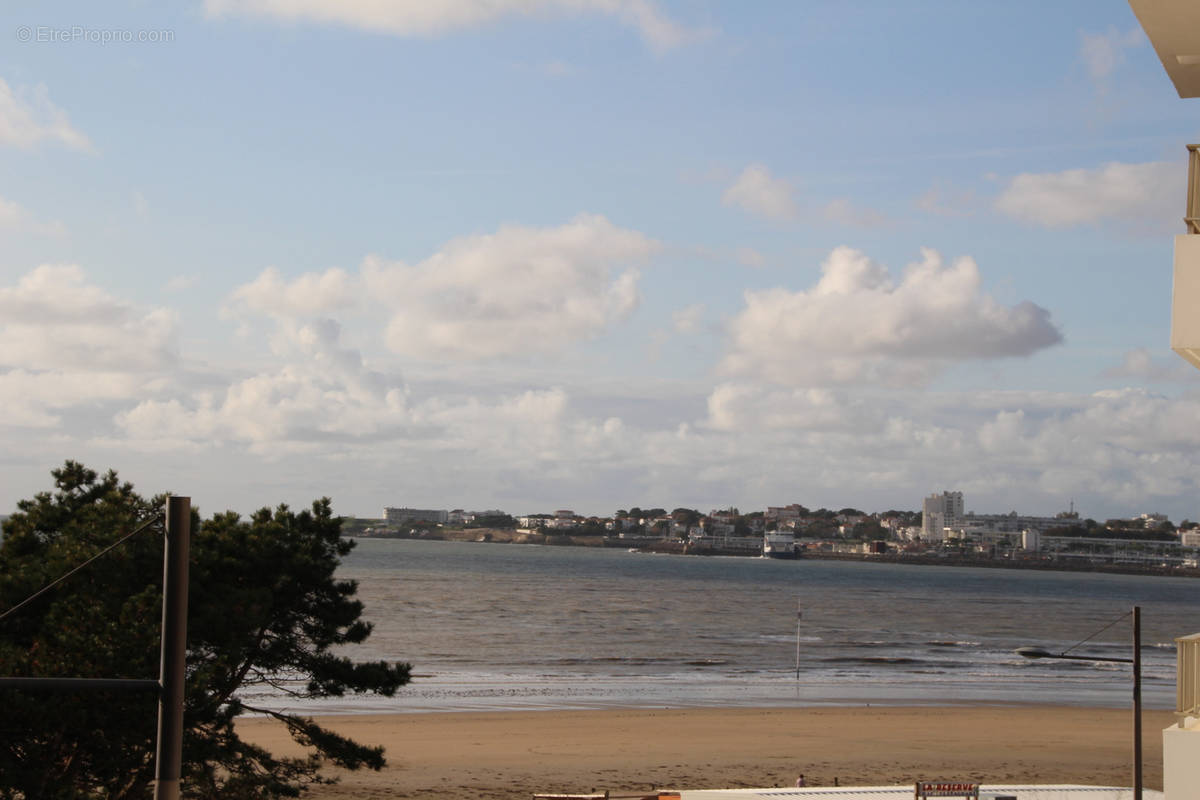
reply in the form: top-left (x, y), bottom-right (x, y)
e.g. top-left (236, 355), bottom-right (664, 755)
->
top-left (1170, 145), bottom-right (1200, 368)
top-left (1187, 145), bottom-right (1200, 234)
top-left (1176, 632), bottom-right (1200, 724)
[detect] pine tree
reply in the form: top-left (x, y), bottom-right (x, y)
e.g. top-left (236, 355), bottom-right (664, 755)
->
top-left (0, 461), bottom-right (411, 798)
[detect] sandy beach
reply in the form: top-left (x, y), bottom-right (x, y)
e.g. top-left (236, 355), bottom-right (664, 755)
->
top-left (237, 705), bottom-right (1172, 798)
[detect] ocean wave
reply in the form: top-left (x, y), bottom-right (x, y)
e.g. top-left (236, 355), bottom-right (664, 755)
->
top-left (821, 656), bottom-right (924, 665)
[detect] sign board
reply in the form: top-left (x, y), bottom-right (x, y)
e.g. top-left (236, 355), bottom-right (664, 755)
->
top-left (915, 782), bottom-right (980, 799)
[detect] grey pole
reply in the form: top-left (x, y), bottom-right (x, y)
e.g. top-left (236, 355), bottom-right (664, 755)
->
top-left (1133, 605), bottom-right (1142, 800)
top-left (1015, 606), bottom-right (1142, 800)
top-left (154, 496), bottom-right (190, 800)
top-left (795, 601), bottom-right (802, 682)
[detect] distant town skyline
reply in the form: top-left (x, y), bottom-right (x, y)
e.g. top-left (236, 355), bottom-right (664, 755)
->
top-left (3, 2), bottom-right (1200, 522)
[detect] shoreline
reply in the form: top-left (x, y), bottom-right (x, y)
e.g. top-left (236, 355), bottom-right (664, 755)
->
top-left (237, 704), bottom-right (1173, 799)
top-left (349, 531), bottom-right (1200, 579)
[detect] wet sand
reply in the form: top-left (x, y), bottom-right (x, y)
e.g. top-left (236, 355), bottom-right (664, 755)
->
top-left (237, 705), bottom-right (1172, 798)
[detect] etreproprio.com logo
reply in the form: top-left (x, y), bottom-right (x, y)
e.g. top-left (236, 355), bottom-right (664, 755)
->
top-left (16, 25), bottom-right (175, 44)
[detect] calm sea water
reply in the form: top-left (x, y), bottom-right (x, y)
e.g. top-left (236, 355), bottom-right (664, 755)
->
top-left (251, 538), bottom-right (1200, 714)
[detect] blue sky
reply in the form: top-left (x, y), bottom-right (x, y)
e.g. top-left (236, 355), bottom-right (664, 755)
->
top-left (2, 0), bottom-right (1198, 521)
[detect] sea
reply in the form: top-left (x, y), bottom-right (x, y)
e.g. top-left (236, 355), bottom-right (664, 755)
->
top-left (249, 537), bottom-right (1200, 715)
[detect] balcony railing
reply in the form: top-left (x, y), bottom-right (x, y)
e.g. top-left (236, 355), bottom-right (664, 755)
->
top-left (1187, 145), bottom-right (1200, 234)
top-left (1176, 632), bottom-right (1200, 724)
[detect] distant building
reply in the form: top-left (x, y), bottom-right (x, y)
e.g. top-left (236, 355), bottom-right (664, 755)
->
top-left (766, 504), bottom-right (805, 522)
top-left (383, 507), bottom-right (449, 524)
top-left (1021, 529), bottom-right (1041, 552)
top-left (921, 489), bottom-right (1078, 543)
top-left (960, 511), bottom-right (1066, 535)
top-left (922, 491), bottom-right (963, 541)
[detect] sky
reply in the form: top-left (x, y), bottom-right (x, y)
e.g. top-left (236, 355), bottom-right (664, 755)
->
top-left (2, 1), bottom-right (1199, 522)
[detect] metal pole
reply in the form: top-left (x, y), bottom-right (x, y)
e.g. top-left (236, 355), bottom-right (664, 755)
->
top-left (154, 496), bottom-right (190, 800)
top-left (795, 601), bottom-right (802, 681)
top-left (1133, 605), bottom-right (1142, 800)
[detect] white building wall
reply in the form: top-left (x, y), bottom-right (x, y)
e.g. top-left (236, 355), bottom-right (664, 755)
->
top-left (924, 512), bottom-right (945, 542)
top-left (1164, 718), bottom-right (1200, 799)
top-left (1022, 529), bottom-right (1041, 552)
top-left (383, 507), bottom-right (449, 524)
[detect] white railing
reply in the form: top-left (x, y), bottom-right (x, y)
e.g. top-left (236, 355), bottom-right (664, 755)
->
top-left (1176, 632), bottom-right (1200, 724)
top-left (1187, 145), bottom-right (1200, 234)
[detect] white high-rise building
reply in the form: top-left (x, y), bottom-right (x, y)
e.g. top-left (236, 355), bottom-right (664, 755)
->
top-left (921, 491), bottom-right (963, 541)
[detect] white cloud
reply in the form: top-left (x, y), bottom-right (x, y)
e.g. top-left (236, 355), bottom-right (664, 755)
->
top-left (1102, 348), bottom-right (1200, 383)
top-left (722, 166), bottom-right (887, 228)
top-left (363, 213), bottom-right (657, 360)
top-left (721, 163), bottom-right (799, 221)
top-left (704, 383), bottom-right (872, 433)
top-left (995, 161), bottom-right (1178, 230)
top-left (671, 303), bottom-right (705, 334)
top-left (720, 247), bottom-right (1062, 386)
top-left (915, 182), bottom-right (977, 218)
top-left (418, 387), bottom-right (573, 455)
top-left (0, 370), bottom-right (147, 429)
top-left (116, 317), bottom-right (405, 450)
top-left (1079, 25), bottom-right (1145, 85)
top-left (225, 215), bottom-right (656, 361)
top-left (0, 266), bottom-right (177, 433)
top-left (203, 0), bottom-right (707, 51)
top-left (0, 264), bottom-right (177, 371)
top-left (823, 197), bottom-right (890, 228)
top-left (0, 79), bottom-right (92, 151)
top-left (115, 330), bottom-right (599, 461)
top-left (226, 265), bottom-right (358, 318)
top-left (0, 194), bottom-right (66, 236)
top-left (969, 388), bottom-right (1200, 503)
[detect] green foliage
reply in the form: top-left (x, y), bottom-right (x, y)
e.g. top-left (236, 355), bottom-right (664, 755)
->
top-left (670, 508), bottom-right (701, 526)
top-left (1046, 522), bottom-right (1176, 542)
top-left (852, 519), bottom-right (888, 541)
top-left (574, 519), bottom-right (607, 536)
top-left (0, 462), bottom-right (411, 799)
top-left (464, 513), bottom-right (515, 529)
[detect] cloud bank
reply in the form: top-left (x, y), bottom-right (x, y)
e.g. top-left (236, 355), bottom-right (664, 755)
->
top-left (228, 214), bottom-right (658, 360)
top-left (0, 265), bottom-right (176, 428)
top-left (721, 247), bottom-right (1062, 386)
top-left (995, 161), bottom-right (1178, 230)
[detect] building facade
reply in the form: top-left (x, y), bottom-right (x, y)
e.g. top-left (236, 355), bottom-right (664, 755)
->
top-left (921, 491), bottom-right (963, 541)
top-left (383, 507), bottom-right (449, 524)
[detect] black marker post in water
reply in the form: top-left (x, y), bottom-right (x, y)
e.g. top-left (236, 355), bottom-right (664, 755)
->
top-left (795, 601), bottom-right (802, 681)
